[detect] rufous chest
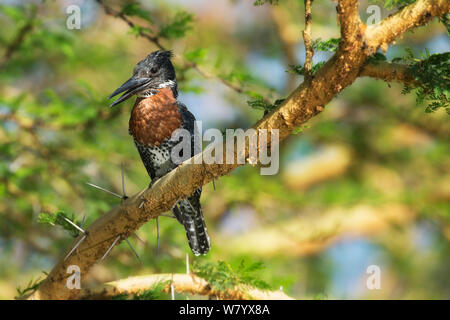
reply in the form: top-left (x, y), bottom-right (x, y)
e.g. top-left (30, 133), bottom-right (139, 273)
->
top-left (129, 89), bottom-right (182, 147)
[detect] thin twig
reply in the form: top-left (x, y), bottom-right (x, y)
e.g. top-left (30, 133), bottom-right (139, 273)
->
top-left (171, 273), bottom-right (175, 300)
top-left (156, 217), bottom-right (160, 251)
top-left (302, 0), bottom-right (314, 80)
top-left (186, 254), bottom-right (190, 274)
top-left (0, 6), bottom-right (37, 70)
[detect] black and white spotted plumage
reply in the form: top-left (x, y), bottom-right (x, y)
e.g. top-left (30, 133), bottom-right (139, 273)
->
top-left (109, 50), bottom-right (211, 256)
top-left (134, 103), bottom-right (210, 256)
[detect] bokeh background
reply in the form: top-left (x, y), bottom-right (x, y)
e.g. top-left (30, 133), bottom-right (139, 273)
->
top-left (0, 0), bottom-right (449, 299)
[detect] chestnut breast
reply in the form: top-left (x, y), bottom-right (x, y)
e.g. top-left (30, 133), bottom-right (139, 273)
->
top-left (129, 87), bottom-right (182, 147)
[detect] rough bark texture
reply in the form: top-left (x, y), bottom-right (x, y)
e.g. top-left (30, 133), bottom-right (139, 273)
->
top-left (359, 61), bottom-right (419, 86)
top-left (29, 0), bottom-right (450, 300)
top-left (365, 0), bottom-right (449, 52)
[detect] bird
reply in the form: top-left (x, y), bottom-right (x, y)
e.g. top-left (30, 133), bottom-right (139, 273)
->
top-left (108, 50), bottom-right (210, 256)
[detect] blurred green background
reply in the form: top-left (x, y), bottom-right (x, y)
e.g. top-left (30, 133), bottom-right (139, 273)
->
top-left (0, 0), bottom-right (449, 299)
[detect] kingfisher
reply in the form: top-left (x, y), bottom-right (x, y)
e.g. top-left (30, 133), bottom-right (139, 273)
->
top-left (108, 50), bottom-right (210, 256)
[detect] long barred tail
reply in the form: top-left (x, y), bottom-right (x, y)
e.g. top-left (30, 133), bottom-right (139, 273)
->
top-left (172, 189), bottom-right (210, 256)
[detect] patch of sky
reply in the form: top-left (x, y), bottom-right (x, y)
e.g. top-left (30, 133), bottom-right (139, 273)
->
top-left (325, 237), bottom-right (383, 299)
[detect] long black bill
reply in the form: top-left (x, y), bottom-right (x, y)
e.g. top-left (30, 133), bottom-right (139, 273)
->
top-left (108, 76), bottom-right (150, 107)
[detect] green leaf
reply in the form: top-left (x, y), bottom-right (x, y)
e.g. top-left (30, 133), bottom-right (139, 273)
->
top-left (313, 38), bottom-right (340, 52)
top-left (439, 12), bottom-right (450, 36)
top-left (288, 61), bottom-right (325, 76)
top-left (121, 2), bottom-right (153, 23)
top-left (253, 0), bottom-right (279, 5)
top-left (396, 50), bottom-right (450, 113)
top-left (133, 281), bottom-right (170, 300)
top-left (184, 48), bottom-right (207, 63)
top-left (38, 211), bottom-right (82, 237)
top-left (373, 0), bottom-right (415, 10)
top-left (159, 11), bottom-right (194, 39)
top-left (0, 5), bottom-right (25, 22)
top-left (127, 25), bottom-right (152, 37)
top-left (368, 52), bottom-right (387, 62)
top-left (16, 276), bottom-right (44, 298)
top-left (193, 260), bottom-right (270, 296)
top-left (247, 98), bottom-right (285, 112)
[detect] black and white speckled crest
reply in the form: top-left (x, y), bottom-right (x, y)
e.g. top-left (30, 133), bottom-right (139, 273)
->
top-left (133, 50), bottom-right (178, 97)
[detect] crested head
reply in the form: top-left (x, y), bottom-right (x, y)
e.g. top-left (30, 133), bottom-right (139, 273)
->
top-left (108, 50), bottom-right (178, 107)
top-left (134, 50), bottom-right (176, 84)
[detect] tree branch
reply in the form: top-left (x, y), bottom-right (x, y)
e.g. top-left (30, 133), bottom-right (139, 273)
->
top-left (28, 0), bottom-right (448, 300)
top-left (302, 0), bottom-right (314, 80)
top-left (365, 0), bottom-right (450, 52)
top-left (359, 60), bottom-right (419, 86)
top-left (81, 274), bottom-right (293, 300)
top-left (0, 6), bottom-right (37, 71)
top-left (337, 0), bottom-right (362, 45)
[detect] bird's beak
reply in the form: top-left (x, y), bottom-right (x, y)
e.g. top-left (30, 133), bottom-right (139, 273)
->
top-left (108, 75), bottom-right (151, 107)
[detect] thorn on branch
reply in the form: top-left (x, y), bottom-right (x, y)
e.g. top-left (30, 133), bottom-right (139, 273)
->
top-left (133, 232), bottom-right (145, 244)
top-left (125, 238), bottom-right (141, 263)
top-left (171, 281), bottom-right (175, 300)
top-left (101, 235), bottom-right (121, 261)
top-left (62, 216), bottom-right (86, 235)
top-left (64, 234), bottom-right (87, 261)
top-left (186, 253), bottom-right (190, 274)
top-left (121, 163), bottom-right (128, 200)
top-left (155, 217), bottom-right (160, 253)
top-left (86, 182), bottom-right (122, 199)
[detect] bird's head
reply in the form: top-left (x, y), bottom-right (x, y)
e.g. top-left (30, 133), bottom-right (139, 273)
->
top-left (108, 50), bottom-right (177, 107)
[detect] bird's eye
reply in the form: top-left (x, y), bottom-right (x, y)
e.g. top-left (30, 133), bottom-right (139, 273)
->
top-left (150, 67), bottom-right (158, 74)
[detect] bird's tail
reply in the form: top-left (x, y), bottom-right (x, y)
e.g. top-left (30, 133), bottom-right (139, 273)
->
top-left (172, 189), bottom-right (210, 256)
